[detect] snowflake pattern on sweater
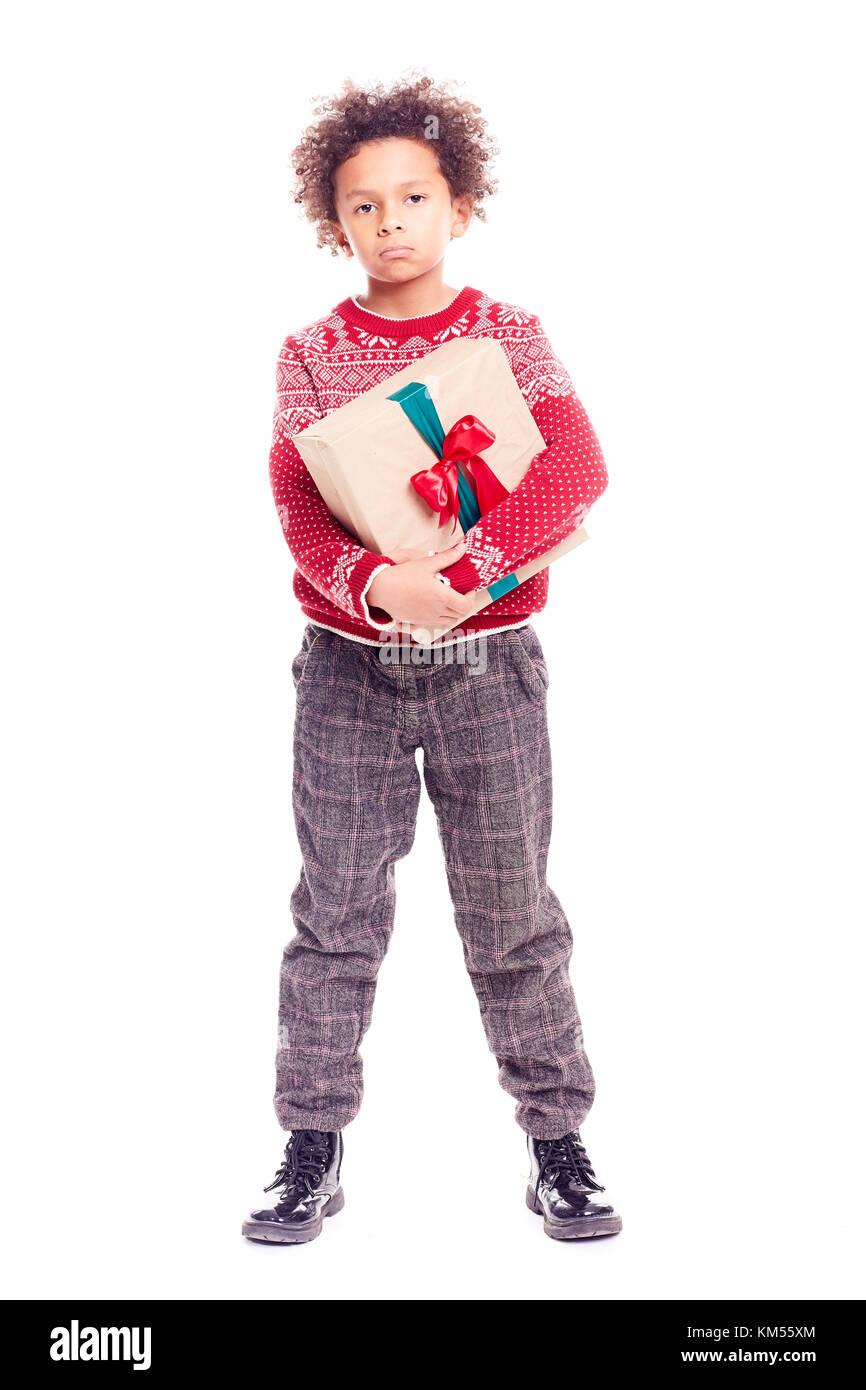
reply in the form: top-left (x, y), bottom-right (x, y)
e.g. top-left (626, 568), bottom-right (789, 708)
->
top-left (268, 284), bottom-right (609, 645)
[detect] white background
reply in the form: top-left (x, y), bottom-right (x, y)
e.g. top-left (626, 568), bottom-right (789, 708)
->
top-left (2, 1), bottom-right (864, 1301)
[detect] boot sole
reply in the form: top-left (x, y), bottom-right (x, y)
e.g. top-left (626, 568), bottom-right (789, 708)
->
top-left (526, 1185), bottom-right (623, 1239)
top-left (242, 1186), bottom-right (345, 1244)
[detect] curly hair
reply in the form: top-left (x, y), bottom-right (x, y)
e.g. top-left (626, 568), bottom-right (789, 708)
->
top-left (290, 70), bottom-right (500, 256)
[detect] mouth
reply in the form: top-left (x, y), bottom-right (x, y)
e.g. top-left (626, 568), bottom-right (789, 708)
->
top-left (379, 246), bottom-right (413, 259)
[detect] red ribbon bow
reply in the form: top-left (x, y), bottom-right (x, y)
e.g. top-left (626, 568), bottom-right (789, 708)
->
top-left (409, 414), bottom-right (509, 533)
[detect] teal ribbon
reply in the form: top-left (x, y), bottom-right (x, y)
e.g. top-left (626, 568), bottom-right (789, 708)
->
top-left (387, 380), bottom-right (518, 601)
top-left (387, 382), bottom-right (481, 530)
top-left (487, 572), bottom-right (519, 599)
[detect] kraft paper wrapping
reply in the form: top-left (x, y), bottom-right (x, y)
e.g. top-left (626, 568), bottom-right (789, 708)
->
top-left (292, 335), bottom-right (590, 643)
top-left (293, 337), bottom-right (557, 554)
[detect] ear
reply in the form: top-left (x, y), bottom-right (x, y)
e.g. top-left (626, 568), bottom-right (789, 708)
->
top-left (450, 194), bottom-right (474, 240)
top-left (327, 220), bottom-right (352, 257)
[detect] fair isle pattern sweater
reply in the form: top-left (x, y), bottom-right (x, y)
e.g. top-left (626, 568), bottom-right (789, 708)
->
top-left (268, 284), bottom-right (609, 647)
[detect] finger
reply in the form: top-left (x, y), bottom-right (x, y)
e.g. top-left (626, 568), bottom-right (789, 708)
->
top-left (447, 596), bottom-right (475, 618)
top-left (427, 540), bottom-right (467, 571)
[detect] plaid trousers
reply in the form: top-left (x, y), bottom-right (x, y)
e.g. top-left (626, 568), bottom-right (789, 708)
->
top-left (274, 620), bottom-right (596, 1140)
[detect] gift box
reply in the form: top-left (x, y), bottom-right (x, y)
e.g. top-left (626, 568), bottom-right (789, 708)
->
top-left (293, 336), bottom-right (584, 542)
top-left (292, 335), bottom-right (589, 638)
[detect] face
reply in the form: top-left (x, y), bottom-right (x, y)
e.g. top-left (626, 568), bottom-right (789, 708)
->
top-left (330, 137), bottom-right (472, 283)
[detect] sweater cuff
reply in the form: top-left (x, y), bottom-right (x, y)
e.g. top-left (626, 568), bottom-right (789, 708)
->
top-left (352, 552), bottom-right (397, 627)
top-left (435, 551), bottom-right (484, 595)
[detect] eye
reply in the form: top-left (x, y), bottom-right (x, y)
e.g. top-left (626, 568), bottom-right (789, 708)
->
top-left (354, 194), bottom-right (425, 215)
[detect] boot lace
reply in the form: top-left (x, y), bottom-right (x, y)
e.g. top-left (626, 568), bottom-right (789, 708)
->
top-left (535, 1130), bottom-right (606, 1202)
top-left (263, 1130), bottom-right (332, 1204)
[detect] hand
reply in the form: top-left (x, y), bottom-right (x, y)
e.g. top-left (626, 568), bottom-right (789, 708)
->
top-left (369, 538), bottom-right (476, 630)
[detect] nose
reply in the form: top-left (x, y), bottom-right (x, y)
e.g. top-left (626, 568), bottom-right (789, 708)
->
top-left (378, 206), bottom-right (404, 235)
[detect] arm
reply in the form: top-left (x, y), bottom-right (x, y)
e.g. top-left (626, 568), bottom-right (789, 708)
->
top-left (436, 315), bottom-right (609, 594)
top-left (269, 339), bottom-right (397, 626)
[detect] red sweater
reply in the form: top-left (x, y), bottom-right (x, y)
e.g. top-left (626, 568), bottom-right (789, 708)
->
top-left (268, 284), bottom-right (609, 646)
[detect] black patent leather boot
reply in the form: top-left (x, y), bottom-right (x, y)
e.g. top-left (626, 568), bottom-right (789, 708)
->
top-left (527, 1130), bottom-right (622, 1239)
top-left (242, 1129), bottom-right (344, 1244)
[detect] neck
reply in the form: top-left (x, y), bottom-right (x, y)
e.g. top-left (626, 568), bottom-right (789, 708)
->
top-left (354, 270), bottom-right (461, 320)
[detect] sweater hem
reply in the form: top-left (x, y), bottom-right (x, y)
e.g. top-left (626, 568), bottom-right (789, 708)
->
top-left (301, 611), bottom-right (533, 649)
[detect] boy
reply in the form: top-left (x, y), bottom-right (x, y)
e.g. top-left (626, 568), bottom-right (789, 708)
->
top-left (242, 74), bottom-right (621, 1244)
